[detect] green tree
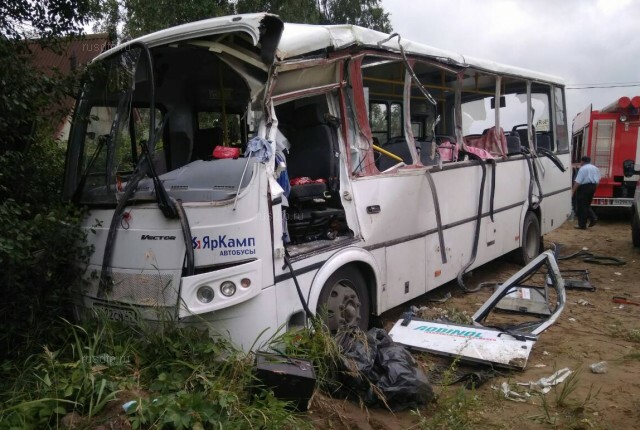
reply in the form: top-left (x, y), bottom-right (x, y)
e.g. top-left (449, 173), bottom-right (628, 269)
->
top-left (0, 0), bottom-right (97, 357)
top-left (320, 0), bottom-right (392, 32)
top-left (95, 0), bottom-right (392, 42)
top-left (236, 0), bottom-right (391, 31)
top-left (94, 0), bottom-right (235, 41)
top-left (123, 0), bottom-right (234, 39)
top-left (235, 0), bottom-right (323, 24)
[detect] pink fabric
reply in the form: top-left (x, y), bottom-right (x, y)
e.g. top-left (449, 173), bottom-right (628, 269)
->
top-left (467, 126), bottom-right (507, 157)
top-left (438, 139), bottom-right (459, 162)
top-left (463, 145), bottom-right (494, 160)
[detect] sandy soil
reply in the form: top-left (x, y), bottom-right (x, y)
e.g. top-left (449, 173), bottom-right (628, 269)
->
top-left (310, 213), bottom-right (640, 429)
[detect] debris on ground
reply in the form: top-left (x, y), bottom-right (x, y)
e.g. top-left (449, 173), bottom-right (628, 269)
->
top-left (333, 328), bottom-right (433, 411)
top-left (516, 367), bottom-right (573, 394)
top-left (390, 251), bottom-right (565, 370)
top-left (590, 361), bottom-right (608, 374)
top-left (495, 368), bottom-right (573, 402)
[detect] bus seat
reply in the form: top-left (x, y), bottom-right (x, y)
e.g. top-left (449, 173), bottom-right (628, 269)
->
top-left (536, 133), bottom-right (552, 151)
top-left (376, 136), bottom-right (413, 171)
top-left (286, 103), bottom-right (343, 243)
top-left (287, 104), bottom-right (339, 185)
top-left (512, 124), bottom-right (535, 150)
top-left (418, 139), bottom-right (439, 166)
top-left (505, 131), bottom-right (522, 155)
top-left (192, 127), bottom-right (223, 160)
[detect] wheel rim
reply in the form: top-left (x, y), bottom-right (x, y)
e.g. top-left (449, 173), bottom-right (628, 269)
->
top-left (524, 221), bottom-right (538, 260)
top-left (324, 279), bottom-right (362, 332)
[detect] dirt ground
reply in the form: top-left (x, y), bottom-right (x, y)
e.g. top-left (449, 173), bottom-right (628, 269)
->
top-left (310, 212), bottom-right (640, 429)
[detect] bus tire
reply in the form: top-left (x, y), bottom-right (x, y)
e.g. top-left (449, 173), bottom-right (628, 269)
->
top-left (515, 211), bottom-right (541, 265)
top-left (317, 266), bottom-right (370, 333)
top-left (632, 211), bottom-right (640, 248)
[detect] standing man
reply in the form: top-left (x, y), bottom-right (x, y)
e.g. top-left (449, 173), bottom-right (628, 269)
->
top-left (572, 156), bottom-right (601, 229)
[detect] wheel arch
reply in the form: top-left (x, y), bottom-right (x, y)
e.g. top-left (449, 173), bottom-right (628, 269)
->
top-left (307, 247), bottom-right (381, 318)
top-left (518, 204), bottom-right (542, 248)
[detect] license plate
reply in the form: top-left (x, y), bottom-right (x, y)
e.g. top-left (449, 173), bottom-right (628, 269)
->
top-left (612, 199), bottom-right (632, 206)
top-left (93, 304), bottom-right (137, 322)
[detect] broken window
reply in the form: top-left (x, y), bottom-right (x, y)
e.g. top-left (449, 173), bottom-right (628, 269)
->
top-left (361, 56), bottom-right (414, 172)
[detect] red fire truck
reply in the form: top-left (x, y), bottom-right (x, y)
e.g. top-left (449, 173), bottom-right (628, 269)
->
top-left (571, 96), bottom-right (640, 207)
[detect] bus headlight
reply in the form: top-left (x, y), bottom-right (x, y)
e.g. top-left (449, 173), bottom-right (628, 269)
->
top-left (220, 281), bottom-right (237, 297)
top-left (196, 285), bottom-right (215, 303)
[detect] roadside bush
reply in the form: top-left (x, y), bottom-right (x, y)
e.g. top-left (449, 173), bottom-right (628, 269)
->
top-left (0, 135), bottom-right (90, 359)
top-left (0, 319), bottom-right (311, 430)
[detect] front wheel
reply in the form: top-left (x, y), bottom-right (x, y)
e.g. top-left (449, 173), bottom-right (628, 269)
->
top-left (514, 211), bottom-right (541, 265)
top-left (632, 211), bottom-right (640, 248)
top-left (317, 266), bottom-right (370, 333)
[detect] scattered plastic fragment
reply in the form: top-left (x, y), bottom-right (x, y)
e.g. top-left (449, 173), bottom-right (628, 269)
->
top-left (498, 382), bottom-right (530, 402)
top-left (517, 367), bottom-right (572, 394)
top-left (590, 361), bottom-right (607, 374)
top-left (122, 400), bottom-right (137, 413)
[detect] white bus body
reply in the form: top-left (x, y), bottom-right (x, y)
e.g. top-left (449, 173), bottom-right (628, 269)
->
top-left (64, 14), bottom-right (572, 350)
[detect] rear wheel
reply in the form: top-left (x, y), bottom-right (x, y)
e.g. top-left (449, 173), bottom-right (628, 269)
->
top-left (515, 211), bottom-right (541, 265)
top-left (317, 266), bottom-right (370, 332)
top-left (632, 210), bottom-right (640, 248)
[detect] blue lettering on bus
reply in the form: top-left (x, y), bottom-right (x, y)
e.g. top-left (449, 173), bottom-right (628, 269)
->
top-left (191, 235), bottom-right (256, 253)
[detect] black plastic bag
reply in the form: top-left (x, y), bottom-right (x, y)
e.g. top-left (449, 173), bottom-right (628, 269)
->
top-left (333, 327), bottom-right (433, 411)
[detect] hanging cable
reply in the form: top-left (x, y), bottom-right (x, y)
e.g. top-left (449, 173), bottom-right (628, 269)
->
top-left (172, 198), bottom-right (194, 276)
top-left (456, 151), bottom-right (487, 293)
top-left (284, 252), bottom-right (315, 322)
top-left (425, 170), bottom-right (447, 264)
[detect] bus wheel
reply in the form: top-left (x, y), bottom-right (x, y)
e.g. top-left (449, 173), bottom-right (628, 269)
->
top-left (317, 266), bottom-right (370, 333)
top-left (515, 212), bottom-right (541, 265)
top-left (632, 212), bottom-right (640, 248)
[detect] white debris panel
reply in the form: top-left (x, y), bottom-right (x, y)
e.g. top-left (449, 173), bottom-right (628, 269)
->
top-left (389, 251), bottom-right (565, 370)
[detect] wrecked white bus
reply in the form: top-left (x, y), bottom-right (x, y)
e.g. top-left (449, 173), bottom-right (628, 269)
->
top-left (63, 13), bottom-right (572, 350)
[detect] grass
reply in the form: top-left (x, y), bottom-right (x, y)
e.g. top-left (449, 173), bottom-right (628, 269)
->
top-left (408, 356), bottom-right (480, 430)
top-left (526, 364), bottom-right (602, 429)
top-left (411, 386), bottom-right (479, 430)
top-left (0, 315), bottom-right (314, 430)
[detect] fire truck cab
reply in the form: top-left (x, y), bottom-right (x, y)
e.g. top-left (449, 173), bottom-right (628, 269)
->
top-left (572, 96), bottom-right (640, 207)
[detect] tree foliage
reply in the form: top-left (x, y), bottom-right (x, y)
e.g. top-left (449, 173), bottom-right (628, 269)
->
top-left (320, 0), bottom-right (392, 32)
top-left (96, 0), bottom-right (392, 42)
top-left (1, 0), bottom-right (97, 358)
top-left (235, 0), bottom-right (323, 24)
top-left (236, 0), bottom-right (392, 31)
top-left (97, 0), bottom-right (235, 40)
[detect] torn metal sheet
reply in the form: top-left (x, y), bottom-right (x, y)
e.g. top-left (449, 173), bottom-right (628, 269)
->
top-left (389, 251), bottom-right (565, 370)
top-left (561, 269), bottom-right (595, 291)
top-left (472, 250), bottom-right (566, 336)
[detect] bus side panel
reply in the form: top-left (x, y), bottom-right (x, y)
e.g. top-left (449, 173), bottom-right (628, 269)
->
top-left (383, 238), bottom-right (426, 310)
top-left (538, 153), bottom-right (572, 234)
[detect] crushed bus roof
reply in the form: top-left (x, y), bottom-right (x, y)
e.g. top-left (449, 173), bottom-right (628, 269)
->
top-left (94, 13), bottom-right (564, 86)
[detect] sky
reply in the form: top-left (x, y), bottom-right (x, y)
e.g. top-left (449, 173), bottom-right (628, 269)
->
top-left (382, 0), bottom-right (640, 128)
